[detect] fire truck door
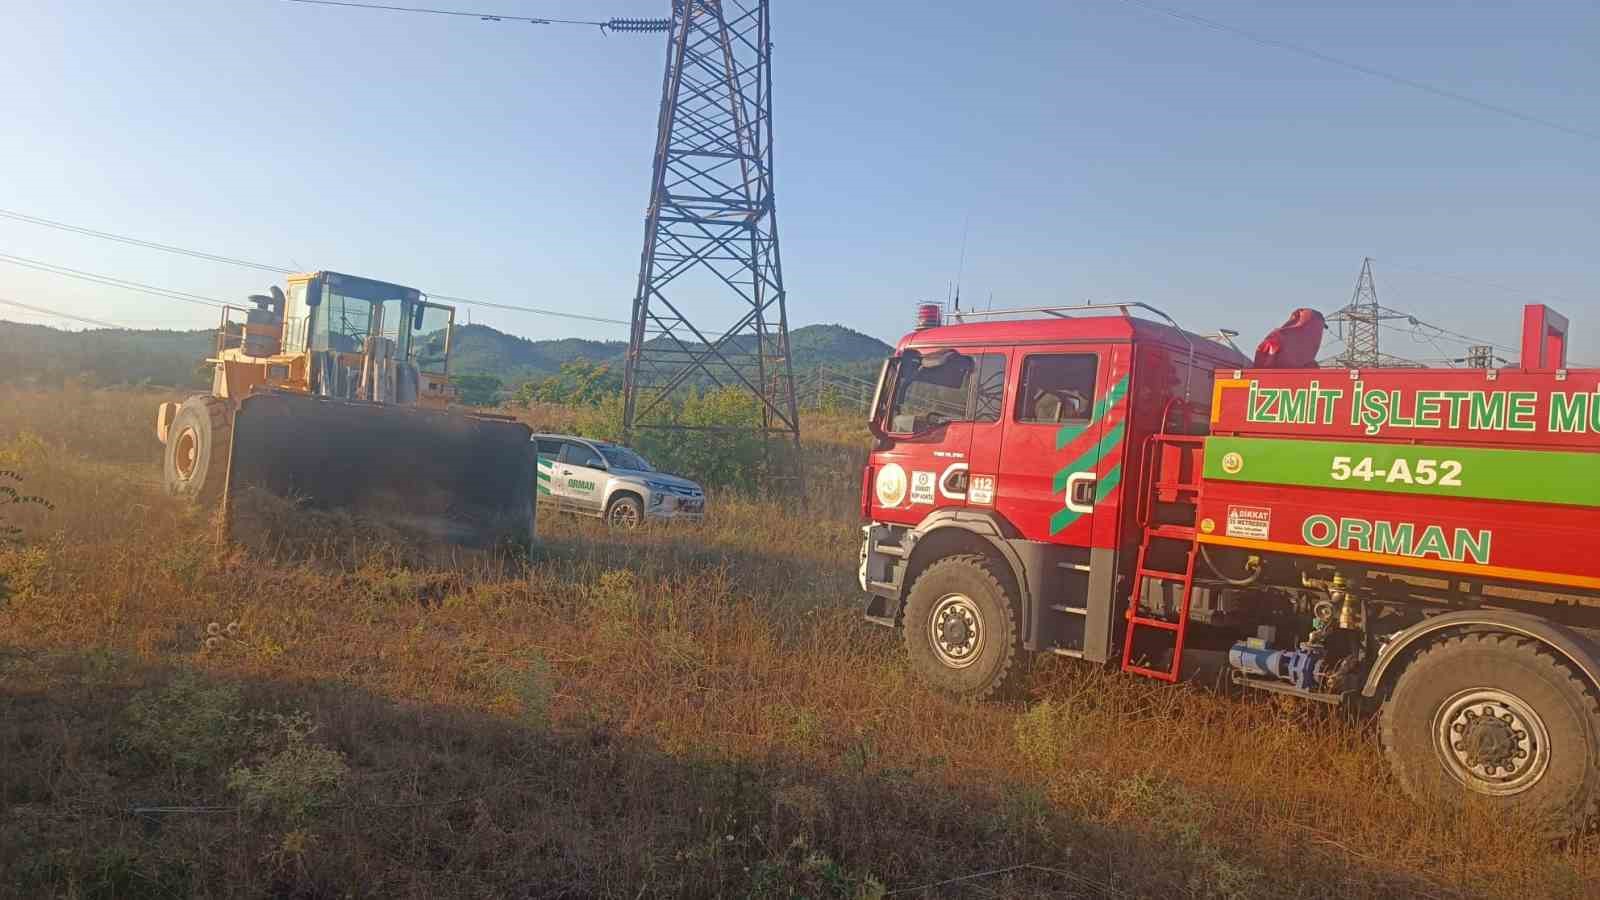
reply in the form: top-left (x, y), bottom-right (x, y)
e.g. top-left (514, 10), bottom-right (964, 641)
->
top-left (945, 348), bottom-right (1008, 507)
top-left (994, 349), bottom-right (1114, 545)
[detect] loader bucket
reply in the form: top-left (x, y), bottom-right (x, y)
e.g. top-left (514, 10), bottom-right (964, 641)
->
top-left (222, 391), bottom-right (535, 556)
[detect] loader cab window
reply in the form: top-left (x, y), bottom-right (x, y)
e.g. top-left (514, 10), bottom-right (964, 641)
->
top-left (311, 277), bottom-right (414, 357)
top-left (409, 303), bottom-right (452, 375)
top-left (281, 281), bottom-right (311, 354)
top-left (885, 349), bottom-right (1005, 435)
top-left (1016, 354), bottom-right (1097, 424)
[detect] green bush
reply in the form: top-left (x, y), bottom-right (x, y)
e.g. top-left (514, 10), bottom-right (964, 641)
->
top-left (512, 359), bottom-right (620, 407)
top-left (227, 712), bottom-right (349, 822)
top-left (121, 673), bottom-right (245, 774)
top-left (453, 374), bottom-right (503, 406)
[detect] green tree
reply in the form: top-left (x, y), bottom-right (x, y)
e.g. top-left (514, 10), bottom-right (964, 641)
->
top-left (513, 359), bottom-right (620, 407)
top-left (453, 374), bottom-right (503, 407)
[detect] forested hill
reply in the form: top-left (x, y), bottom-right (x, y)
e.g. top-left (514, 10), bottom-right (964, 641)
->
top-left (0, 319), bottom-right (892, 388)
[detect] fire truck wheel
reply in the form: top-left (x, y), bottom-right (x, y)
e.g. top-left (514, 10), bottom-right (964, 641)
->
top-left (902, 554), bottom-right (1027, 701)
top-left (1381, 632), bottom-right (1600, 832)
top-left (162, 396), bottom-right (231, 504)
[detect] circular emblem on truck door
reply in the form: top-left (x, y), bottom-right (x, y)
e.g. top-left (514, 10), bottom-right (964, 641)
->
top-left (1221, 452), bottom-right (1244, 475)
top-left (876, 463), bottom-right (908, 507)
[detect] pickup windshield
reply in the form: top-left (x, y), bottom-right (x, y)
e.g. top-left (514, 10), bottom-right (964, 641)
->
top-left (600, 445), bottom-right (654, 472)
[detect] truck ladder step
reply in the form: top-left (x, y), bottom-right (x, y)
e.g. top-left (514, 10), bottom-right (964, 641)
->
top-left (1125, 663), bottom-right (1180, 683)
top-left (1126, 616), bottom-right (1180, 632)
top-left (1121, 432), bottom-right (1208, 684)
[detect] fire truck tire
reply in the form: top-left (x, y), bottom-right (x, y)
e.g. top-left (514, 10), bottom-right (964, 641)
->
top-left (162, 396), bottom-right (232, 505)
top-left (902, 554), bottom-right (1027, 701)
top-left (1380, 632), bottom-right (1600, 832)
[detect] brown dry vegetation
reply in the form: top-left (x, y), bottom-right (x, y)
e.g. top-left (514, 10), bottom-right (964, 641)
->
top-left (1, 384), bottom-right (1596, 899)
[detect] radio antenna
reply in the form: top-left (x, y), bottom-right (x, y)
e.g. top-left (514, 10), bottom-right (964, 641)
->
top-left (952, 213), bottom-right (970, 312)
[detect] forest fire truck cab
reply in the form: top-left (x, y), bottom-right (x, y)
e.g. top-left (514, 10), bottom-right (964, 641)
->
top-left (860, 301), bottom-right (1600, 828)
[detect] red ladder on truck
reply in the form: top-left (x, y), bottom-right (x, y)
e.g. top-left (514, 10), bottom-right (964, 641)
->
top-left (1121, 435), bottom-right (1206, 682)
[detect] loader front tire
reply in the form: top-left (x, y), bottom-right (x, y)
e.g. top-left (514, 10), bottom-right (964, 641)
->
top-left (163, 397), bottom-right (232, 504)
top-left (902, 554), bottom-right (1027, 701)
top-left (1381, 632), bottom-right (1600, 833)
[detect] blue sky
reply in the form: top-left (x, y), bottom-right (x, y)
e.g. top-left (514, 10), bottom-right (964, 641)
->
top-left (2, 1), bottom-right (1596, 362)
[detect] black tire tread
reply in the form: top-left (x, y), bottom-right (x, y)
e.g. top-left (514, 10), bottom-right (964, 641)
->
top-left (165, 395), bottom-right (232, 504)
top-left (902, 553), bottom-right (1026, 701)
top-left (1379, 631), bottom-right (1600, 832)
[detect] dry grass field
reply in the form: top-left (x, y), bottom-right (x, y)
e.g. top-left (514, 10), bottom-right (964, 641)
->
top-left (1, 384), bottom-right (1596, 898)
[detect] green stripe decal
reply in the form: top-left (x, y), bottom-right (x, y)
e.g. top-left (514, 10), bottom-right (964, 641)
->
top-left (1047, 373), bottom-right (1130, 536)
top-left (1052, 421), bottom-right (1126, 493)
top-left (1050, 464), bottom-right (1123, 534)
top-left (1205, 436), bottom-right (1600, 508)
top-left (1056, 376), bottom-right (1129, 450)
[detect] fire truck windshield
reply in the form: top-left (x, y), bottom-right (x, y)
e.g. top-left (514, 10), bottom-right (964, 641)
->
top-left (880, 349), bottom-right (1004, 435)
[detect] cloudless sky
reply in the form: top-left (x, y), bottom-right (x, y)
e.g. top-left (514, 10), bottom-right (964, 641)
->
top-left (2, 1), bottom-right (1596, 361)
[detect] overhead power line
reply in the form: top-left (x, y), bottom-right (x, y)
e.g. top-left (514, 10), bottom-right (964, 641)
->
top-left (0, 208), bottom-right (291, 274)
top-left (0, 295), bottom-right (127, 329)
top-left (0, 252), bottom-right (230, 309)
top-left (280, 0), bottom-right (671, 32)
top-left (1373, 256), bottom-right (1587, 310)
top-left (0, 206), bottom-right (628, 326)
top-left (1112, 0), bottom-right (1599, 143)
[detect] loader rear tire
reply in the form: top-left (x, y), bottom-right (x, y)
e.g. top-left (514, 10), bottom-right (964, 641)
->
top-left (902, 554), bottom-right (1027, 701)
top-left (163, 396), bottom-right (232, 504)
top-left (1381, 632), bottom-right (1600, 833)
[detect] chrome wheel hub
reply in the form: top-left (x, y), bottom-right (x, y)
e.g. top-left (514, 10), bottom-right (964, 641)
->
top-left (1434, 688), bottom-right (1551, 796)
top-left (929, 593), bottom-right (983, 669)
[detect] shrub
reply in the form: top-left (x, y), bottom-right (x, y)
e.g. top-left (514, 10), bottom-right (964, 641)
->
top-left (121, 673), bottom-right (244, 775)
top-left (227, 712), bottom-right (349, 822)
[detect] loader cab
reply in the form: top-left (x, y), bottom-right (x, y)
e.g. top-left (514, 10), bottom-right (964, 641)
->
top-left (278, 271), bottom-right (457, 406)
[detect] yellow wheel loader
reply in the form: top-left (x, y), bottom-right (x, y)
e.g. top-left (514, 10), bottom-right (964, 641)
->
top-left (156, 271), bottom-right (535, 549)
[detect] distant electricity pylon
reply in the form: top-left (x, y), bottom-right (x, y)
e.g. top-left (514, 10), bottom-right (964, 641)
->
top-left (1326, 257), bottom-right (1423, 368)
top-left (622, 0), bottom-right (802, 488)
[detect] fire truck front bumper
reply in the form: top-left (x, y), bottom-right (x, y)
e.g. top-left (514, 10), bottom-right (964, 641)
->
top-left (860, 522), bottom-right (908, 627)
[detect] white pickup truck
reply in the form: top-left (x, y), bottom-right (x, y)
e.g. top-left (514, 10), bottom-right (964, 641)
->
top-left (532, 433), bottom-right (707, 528)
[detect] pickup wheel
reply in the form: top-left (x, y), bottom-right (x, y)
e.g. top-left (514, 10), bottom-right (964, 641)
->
top-left (1380, 633), bottom-right (1600, 832)
top-left (605, 493), bottom-right (644, 530)
top-left (902, 554), bottom-right (1027, 701)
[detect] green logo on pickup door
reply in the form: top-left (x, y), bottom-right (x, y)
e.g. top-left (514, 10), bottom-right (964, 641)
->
top-left (567, 479), bottom-right (596, 493)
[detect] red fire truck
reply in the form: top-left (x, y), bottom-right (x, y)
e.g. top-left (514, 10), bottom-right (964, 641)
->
top-left (859, 301), bottom-right (1600, 827)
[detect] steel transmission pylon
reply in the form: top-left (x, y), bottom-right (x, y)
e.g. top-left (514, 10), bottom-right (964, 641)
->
top-left (622, 0), bottom-right (802, 490)
top-left (1326, 257), bottom-right (1422, 368)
